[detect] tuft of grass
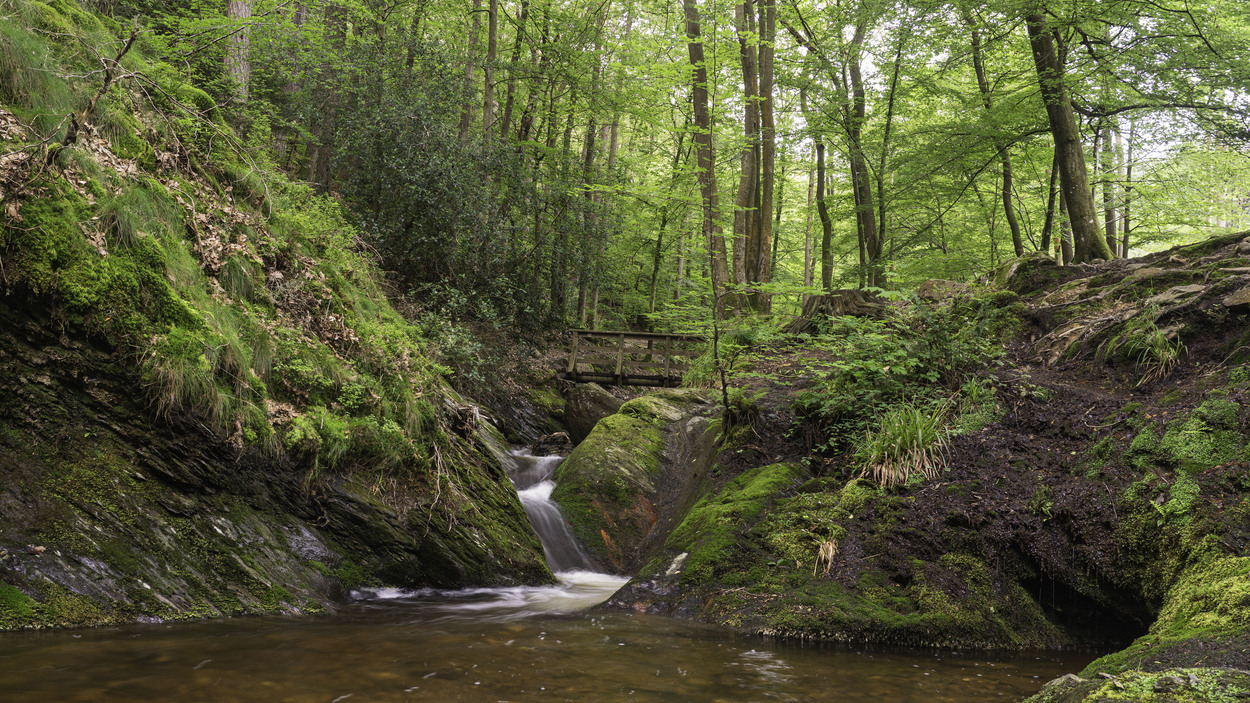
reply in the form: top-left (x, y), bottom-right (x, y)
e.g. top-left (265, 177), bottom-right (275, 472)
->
top-left (856, 402), bottom-right (949, 488)
top-left (98, 184), bottom-right (178, 252)
top-left (1104, 310), bottom-right (1186, 386)
top-left (1133, 332), bottom-right (1185, 387)
top-left (0, 19), bottom-right (73, 120)
top-left (814, 538), bottom-right (838, 577)
top-left (220, 254), bottom-right (257, 301)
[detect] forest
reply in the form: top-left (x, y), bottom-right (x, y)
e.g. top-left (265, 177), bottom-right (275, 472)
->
top-left (72, 0), bottom-right (1250, 338)
top-left (2, 0), bottom-right (1250, 700)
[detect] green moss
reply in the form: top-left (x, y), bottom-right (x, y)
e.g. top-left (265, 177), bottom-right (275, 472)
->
top-left (527, 386), bottom-right (565, 416)
top-left (552, 411), bottom-right (667, 565)
top-left (1026, 668), bottom-right (1250, 703)
top-left (1193, 392), bottom-right (1242, 430)
top-left (1228, 367), bottom-right (1250, 386)
top-left (1128, 428), bottom-right (1161, 470)
top-left (1159, 389), bottom-right (1185, 406)
top-left (837, 478), bottom-right (879, 516)
top-left (0, 582), bottom-right (38, 629)
top-left (1160, 413), bottom-right (1244, 472)
top-left (663, 463), bottom-right (807, 584)
top-left (1083, 556), bottom-right (1250, 678)
top-left (0, 580), bottom-right (113, 630)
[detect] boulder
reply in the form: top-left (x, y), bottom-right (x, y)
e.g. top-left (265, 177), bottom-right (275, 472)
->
top-left (551, 389), bottom-right (716, 573)
top-left (564, 382), bottom-right (624, 444)
top-left (530, 431), bottom-right (574, 456)
top-left (1223, 286), bottom-right (1250, 310)
top-left (916, 279), bottom-right (972, 301)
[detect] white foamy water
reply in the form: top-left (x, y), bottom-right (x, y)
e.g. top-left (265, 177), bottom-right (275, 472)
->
top-left (354, 447), bottom-right (621, 617)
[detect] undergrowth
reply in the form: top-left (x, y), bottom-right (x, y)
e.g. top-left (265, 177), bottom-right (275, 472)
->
top-left (0, 0), bottom-right (455, 487)
top-left (794, 293), bottom-right (1015, 482)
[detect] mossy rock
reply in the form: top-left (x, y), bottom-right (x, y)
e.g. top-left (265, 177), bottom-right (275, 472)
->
top-left (552, 412), bottom-right (667, 570)
top-left (552, 390), bottom-right (715, 572)
top-left (1024, 668), bottom-right (1250, 703)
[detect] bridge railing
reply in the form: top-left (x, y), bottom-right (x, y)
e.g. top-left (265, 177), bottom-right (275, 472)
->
top-left (563, 330), bottom-right (705, 387)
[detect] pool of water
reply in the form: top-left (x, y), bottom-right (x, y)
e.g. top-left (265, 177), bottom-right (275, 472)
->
top-left (0, 571), bottom-right (1093, 703)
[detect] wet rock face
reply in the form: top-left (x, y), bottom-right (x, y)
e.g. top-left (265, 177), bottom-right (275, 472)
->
top-left (530, 432), bottom-right (574, 456)
top-left (551, 389), bottom-right (716, 574)
top-left (563, 383), bottom-right (625, 444)
top-left (0, 297), bottom-right (550, 630)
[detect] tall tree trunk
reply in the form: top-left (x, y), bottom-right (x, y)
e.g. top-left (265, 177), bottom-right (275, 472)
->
top-left (750, 0), bottom-right (776, 312)
top-left (847, 22), bottom-right (880, 287)
top-left (483, 0), bottom-right (498, 142)
top-left (548, 110), bottom-right (576, 321)
top-left (225, 0), bottom-right (251, 102)
top-left (771, 151), bottom-right (784, 274)
top-left (1121, 119), bottom-right (1135, 257)
top-left (683, 0), bottom-right (731, 313)
top-left (1102, 117), bottom-right (1119, 254)
top-left (498, 0), bottom-right (528, 141)
top-left (816, 141), bottom-right (833, 291)
top-left (308, 4), bottom-right (345, 191)
top-left (1040, 149), bottom-right (1060, 258)
top-left (1059, 189), bottom-right (1074, 265)
top-left (732, 0), bottom-right (758, 289)
top-left (963, 9), bottom-right (1023, 256)
top-left (674, 224), bottom-right (688, 302)
top-left (803, 161), bottom-right (814, 299)
top-left (458, 0), bottom-right (483, 143)
top-left (1025, 11), bottom-right (1113, 263)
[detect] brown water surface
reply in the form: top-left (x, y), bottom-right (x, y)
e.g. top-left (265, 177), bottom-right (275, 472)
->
top-left (0, 573), bottom-right (1094, 703)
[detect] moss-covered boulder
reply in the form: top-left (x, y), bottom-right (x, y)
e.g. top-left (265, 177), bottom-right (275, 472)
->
top-left (606, 467), bottom-right (1067, 649)
top-left (564, 382), bottom-right (625, 444)
top-left (550, 389), bottom-right (716, 573)
top-left (1024, 557), bottom-right (1250, 702)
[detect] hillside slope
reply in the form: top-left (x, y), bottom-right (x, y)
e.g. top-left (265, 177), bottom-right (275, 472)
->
top-left (0, 0), bottom-right (548, 629)
top-left (562, 235), bottom-right (1250, 699)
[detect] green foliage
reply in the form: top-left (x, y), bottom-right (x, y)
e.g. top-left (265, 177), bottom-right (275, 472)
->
top-left (795, 296), bottom-right (1009, 449)
top-left (1103, 310), bottom-right (1186, 385)
top-left (854, 401), bottom-right (949, 487)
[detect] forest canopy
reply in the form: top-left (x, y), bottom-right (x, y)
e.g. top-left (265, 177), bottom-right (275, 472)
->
top-left (83, 0), bottom-right (1250, 328)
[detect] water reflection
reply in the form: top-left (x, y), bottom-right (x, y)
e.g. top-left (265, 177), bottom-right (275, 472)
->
top-left (0, 591), bottom-right (1092, 703)
top-left (354, 570), bottom-right (631, 622)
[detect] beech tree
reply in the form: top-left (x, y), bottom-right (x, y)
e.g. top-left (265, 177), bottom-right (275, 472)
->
top-left (126, 0), bottom-right (1249, 327)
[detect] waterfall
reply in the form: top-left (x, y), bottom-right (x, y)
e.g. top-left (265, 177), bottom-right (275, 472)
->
top-left (507, 449), bottom-right (595, 573)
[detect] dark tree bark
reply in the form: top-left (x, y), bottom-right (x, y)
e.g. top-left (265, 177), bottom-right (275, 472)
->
top-left (1040, 149), bottom-right (1060, 259)
top-left (683, 0), bottom-right (732, 311)
top-left (458, 0), bottom-right (483, 143)
top-left (964, 8), bottom-right (1023, 256)
top-left (483, 0), bottom-right (498, 141)
top-left (750, 0), bottom-right (776, 312)
top-left (498, 0), bottom-right (528, 141)
top-left (1025, 11), bottom-right (1114, 263)
top-left (816, 140), bottom-right (834, 291)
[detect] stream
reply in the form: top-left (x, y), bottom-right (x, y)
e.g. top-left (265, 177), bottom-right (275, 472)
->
top-left (0, 449), bottom-right (1096, 702)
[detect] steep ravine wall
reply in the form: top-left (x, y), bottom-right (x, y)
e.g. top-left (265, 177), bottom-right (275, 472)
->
top-left (0, 295), bottom-right (551, 629)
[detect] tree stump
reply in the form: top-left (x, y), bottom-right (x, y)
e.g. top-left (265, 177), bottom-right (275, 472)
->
top-left (784, 289), bottom-right (887, 335)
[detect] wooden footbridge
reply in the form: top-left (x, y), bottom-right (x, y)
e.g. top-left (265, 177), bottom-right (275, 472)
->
top-left (562, 330), bottom-right (705, 387)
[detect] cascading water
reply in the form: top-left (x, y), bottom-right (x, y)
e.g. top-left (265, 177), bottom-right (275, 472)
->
top-left (350, 446), bottom-right (628, 619)
top-left (508, 448), bottom-right (595, 573)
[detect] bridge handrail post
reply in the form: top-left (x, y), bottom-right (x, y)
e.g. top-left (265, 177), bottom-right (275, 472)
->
top-left (615, 332), bottom-right (625, 385)
top-left (567, 331), bottom-right (581, 377)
